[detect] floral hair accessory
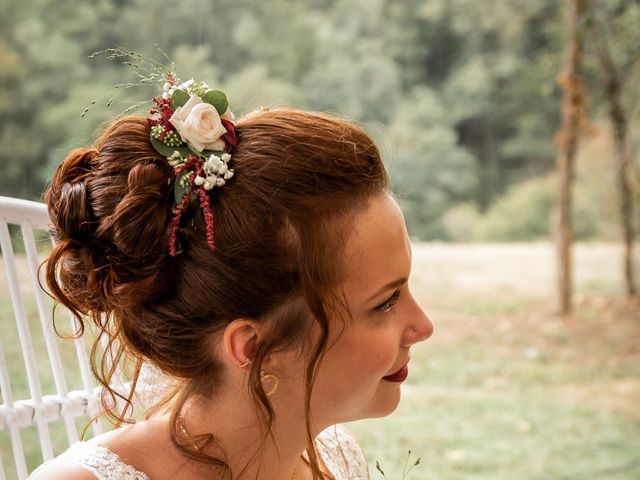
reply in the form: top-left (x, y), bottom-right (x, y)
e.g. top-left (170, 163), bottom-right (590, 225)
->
top-left (148, 75), bottom-right (237, 256)
top-left (89, 47), bottom-right (237, 257)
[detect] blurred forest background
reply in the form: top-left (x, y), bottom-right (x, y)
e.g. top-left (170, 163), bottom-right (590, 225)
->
top-left (0, 0), bottom-right (640, 480)
top-left (1, 1), bottom-right (640, 478)
top-left (1, 0), bottom-right (639, 243)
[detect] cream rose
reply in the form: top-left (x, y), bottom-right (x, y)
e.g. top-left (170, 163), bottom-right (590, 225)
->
top-left (169, 95), bottom-right (227, 152)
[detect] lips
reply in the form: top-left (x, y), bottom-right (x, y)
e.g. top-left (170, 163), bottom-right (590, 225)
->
top-left (382, 363), bottom-right (409, 383)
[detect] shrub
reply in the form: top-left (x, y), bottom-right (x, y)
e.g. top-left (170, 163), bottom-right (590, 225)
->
top-left (441, 173), bottom-right (619, 242)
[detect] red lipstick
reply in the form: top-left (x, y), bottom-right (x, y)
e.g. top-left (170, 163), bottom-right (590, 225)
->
top-left (382, 364), bottom-right (408, 383)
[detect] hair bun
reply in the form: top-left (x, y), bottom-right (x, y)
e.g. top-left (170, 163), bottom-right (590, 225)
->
top-left (100, 162), bottom-right (172, 260)
top-left (48, 148), bottom-right (97, 242)
top-left (45, 117), bottom-right (177, 316)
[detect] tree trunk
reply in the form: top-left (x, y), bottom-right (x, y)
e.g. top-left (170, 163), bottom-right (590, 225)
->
top-left (591, 23), bottom-right (636, 297)
top-left (608, 79), bottom-right (636, 297)
top-left (555, 0), bottom-right (588, 315)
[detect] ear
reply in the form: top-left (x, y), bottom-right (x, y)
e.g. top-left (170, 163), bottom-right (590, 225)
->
top-left (222, 319), bottom-right (261, 368)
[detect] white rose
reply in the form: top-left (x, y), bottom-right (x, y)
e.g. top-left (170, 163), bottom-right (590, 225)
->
top-left (169, 95), bottom-right (227, 152)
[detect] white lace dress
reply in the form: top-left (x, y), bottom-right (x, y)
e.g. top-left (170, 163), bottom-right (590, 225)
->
top-left (29, 424), bottom-right (369, 480)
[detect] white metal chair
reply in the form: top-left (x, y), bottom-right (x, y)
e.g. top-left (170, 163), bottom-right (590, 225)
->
top-left (0, 195), bottom-right (103, 479)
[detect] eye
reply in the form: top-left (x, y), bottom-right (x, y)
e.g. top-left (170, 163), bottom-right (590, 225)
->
top-left (374, 289), bottom-right (401, 313)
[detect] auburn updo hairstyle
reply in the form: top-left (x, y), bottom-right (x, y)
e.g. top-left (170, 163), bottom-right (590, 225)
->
top-left (44, 109), bottom-right (388, 479)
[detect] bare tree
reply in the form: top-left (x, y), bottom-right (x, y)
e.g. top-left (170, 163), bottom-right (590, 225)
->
top-left (590, 20), bottom-right (637, 297)
top-left (555, 0), bottom-right (588, 315)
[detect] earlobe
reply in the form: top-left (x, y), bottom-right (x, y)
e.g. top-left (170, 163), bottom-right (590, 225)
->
top-left (223, 319), bottom-right (260, 369)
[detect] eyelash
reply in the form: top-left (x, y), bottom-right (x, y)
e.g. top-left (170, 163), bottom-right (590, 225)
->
top-left (375, 289), bottom-right (401, 313)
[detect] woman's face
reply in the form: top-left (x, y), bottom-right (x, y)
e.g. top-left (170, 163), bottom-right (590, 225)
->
top-left (305, 192), bottom-right (434, 426)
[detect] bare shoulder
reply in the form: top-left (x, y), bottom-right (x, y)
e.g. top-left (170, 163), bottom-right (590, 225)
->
top-left (29, 461), bottom-right (96, 480)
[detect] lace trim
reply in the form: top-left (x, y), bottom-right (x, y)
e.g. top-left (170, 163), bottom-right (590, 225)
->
top-left (30, 425), bottom-right (368, 480)
top-left (29, 441), bottom-right (149, 480)
top-left (316, 425), bottom-right (370, 480)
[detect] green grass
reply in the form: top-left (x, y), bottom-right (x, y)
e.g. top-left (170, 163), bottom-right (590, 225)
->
top-left (348, 324), bottom-right (640, 479)
top-left (345, 242), bottom-right (640, 479)
top-left (2, 243), bottom-right (640, 479)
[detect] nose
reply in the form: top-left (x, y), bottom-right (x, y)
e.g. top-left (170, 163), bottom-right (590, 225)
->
top-left (402, 303), bottom-right (434, 346)
top-left (414, 311), bottom-right (434, 342)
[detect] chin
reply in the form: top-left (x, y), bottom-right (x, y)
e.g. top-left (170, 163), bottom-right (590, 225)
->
top-left (360, 387), bottom-right (403, 419)
top-left (376, 395), bottom-right (402, 417)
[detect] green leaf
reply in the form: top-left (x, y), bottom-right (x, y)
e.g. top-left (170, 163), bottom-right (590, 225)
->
top-left (202, 90), bottom-right (228, 115)
top-left (150, 136), bottom-right (190, 158)
top-left (174, 171), bottom-right (189, 204)
top-left (170, 89), bottom-right (190, 109)
top-left (187, 143), bottom-right (204, 156)
top-left (173, 171), bottom-right (197, 204)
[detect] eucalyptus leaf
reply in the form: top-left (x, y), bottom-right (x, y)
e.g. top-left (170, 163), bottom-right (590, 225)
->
top-left (170, 89), bottom-right (190, 109)
top-left (202, 90), bottom-right (228, 115)
top-left (187, 143), bottom-right (204, 156)
top-left (150, 136), bottom-right (190, 158)
top-left (174, 171), bottom-right (189, 204)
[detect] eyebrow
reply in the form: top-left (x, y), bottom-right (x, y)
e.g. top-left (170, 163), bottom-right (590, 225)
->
top-left (366, 277), bottom-right (408, 303)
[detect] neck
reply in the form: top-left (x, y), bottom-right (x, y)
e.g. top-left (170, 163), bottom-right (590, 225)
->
top-left (174, 390), bottom-right (316, 480)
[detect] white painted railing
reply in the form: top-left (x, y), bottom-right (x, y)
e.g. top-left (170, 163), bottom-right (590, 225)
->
top-left (0, 196), bottom-right (103, 479)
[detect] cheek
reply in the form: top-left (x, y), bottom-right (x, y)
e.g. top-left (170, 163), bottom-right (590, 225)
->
top-left (307, 324), bottom-right (403, 422)
top-left (335, 328), bottom-right (399, 377)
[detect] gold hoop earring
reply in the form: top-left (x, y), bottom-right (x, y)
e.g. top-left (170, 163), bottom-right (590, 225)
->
top-left (260, 370), bottom-right (279, 397)
top-left (239, 358), bottom-right (252, 368)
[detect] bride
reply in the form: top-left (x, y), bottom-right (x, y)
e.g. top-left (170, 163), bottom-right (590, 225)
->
top-left (30, 66), bottom-right (433, 480)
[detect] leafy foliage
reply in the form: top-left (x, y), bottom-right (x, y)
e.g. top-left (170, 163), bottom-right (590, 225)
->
top-left (0, 0), bottom-right (637, 240)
